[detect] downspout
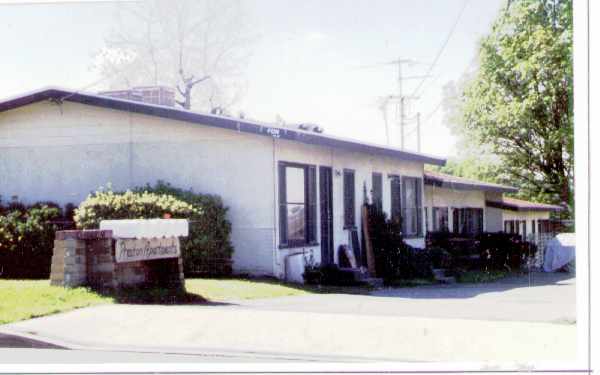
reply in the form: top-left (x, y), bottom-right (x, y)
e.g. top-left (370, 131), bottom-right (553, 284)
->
top-left (128, 108), bottom-right (133, 189)
top-left (271, 137), bottom-right (280, 278)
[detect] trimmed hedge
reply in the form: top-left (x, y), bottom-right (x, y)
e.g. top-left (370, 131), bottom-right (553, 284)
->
top-left (74, 189), bottom-right (199, 228)
top-left (0, 198), bottom-right (68, 278)
top-left (75, 182), bottom-right (234, 277)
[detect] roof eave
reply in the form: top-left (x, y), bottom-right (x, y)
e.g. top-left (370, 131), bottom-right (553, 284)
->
top-left (424, 177), bottom-right (517, 194)
top-left (485, 200), bottom-right (563, 212)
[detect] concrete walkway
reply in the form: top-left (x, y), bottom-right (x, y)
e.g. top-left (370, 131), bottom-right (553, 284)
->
top-left (0, 272), bottom-right (577, 363)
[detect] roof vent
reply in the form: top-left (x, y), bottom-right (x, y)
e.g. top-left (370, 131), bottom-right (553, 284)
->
top-left (297, 123), bottom-right (324, 133)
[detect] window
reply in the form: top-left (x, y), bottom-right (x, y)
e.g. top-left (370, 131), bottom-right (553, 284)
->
top-left (432, 207), bottom-right (449, 232)
top-left (453, 208), bottom-right (483, 235)
top-left (402, 177), bottom-right (422, 237)
top-left (343, 169), bottom-right (355, 228)
top-left (390, 175), bottom-right (401, 223)
top-left (504, 220), bottom-right (517, 234)
top-left (371, 173), bottom-right (383, 211)
top-left (278, 162), bottom-right (317, 247)
top-left (538, 219), bottom-right (552, 234)
top-left (531, 220), bottom-right (536, 235)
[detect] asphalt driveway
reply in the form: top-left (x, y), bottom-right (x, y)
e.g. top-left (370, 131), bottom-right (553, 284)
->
top-left (236, 271), bottom-right (576, 323)
top-left (0, 271), bottom-right (577, 364)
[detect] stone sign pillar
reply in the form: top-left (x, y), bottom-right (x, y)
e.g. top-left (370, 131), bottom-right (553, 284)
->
top-left (50, 230), bottom-right (113, 288)
top-left (50, 219), bottom-right (188, 290)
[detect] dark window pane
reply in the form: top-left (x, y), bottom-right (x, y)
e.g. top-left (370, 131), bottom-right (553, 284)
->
top-left (372, 173), bottom-right (383, 211)
top-left (306, 166), bottom-right (317, 242)
top-left (453, 209), bottom-right (459, 233)
top-left (433, 207), bottom-right (449, 231)
top-left (390, 176), bottom-right (401, 222)
top-left (403, 208), bottom-right (418, 236)
top-left (401, 177), bottom-right (421, 236)
top-left (404, 179), bottom-right (416, 209)
top-left (278, 164), bottom-right (287, 244)
top-left (344, 170), bottom-right (355, 227)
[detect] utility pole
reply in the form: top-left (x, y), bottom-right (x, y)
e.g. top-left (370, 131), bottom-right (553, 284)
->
top-left (400, 97), bottom-right (406, 150)
top-left (416, 112), bottom-right (421, 152)
top-left (386, 58), bottom-right (428, 149)
top-left (361, 58), bottom-right (429, 148)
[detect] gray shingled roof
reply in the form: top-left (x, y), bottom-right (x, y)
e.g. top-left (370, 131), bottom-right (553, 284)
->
top-left (424, 170), bottom-right (518, 193)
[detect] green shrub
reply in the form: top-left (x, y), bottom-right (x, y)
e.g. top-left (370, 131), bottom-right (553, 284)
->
top-left (426, 231), bottom-right (537, 271)
top-left (428, 246), bottom-right (453, 269)
top-left (366, 204), bottom-right (433, 283)
top-left (74, 189), bottom-right (199, 228)
top-left (302, 262), bottom-right (365, 286)
top-left (134, 181), bottom-right (233, 277)
top-left (0, 198), bottom-right (65, 278)
top-left (75, 182), bottom-right (234, 277)
top-left (476, 232), bottom-right (537, 271)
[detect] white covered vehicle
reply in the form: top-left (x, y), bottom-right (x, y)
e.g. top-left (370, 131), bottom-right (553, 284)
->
top-left (543, 233), bottom-right (576, 272)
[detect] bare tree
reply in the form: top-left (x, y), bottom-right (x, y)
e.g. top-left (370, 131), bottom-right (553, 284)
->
top-left (94, 0), bottom-right (252, 111)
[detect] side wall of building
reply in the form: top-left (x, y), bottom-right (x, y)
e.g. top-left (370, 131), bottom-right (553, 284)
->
top-left (484, 191), bottom-right (504, 232)
top-left (0, 101), bottom-right (277, 276)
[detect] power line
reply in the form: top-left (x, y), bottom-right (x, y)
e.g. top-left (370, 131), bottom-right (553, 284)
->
top-left (409, 0), bottom-right (470, 99)
top-left (423, 100), bottom-right (444, 122)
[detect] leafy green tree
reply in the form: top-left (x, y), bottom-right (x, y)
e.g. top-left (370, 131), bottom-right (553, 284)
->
top-left (428, 157), bottom-right (508, 186)
top-left (459, 0), bottom-right (573, 216)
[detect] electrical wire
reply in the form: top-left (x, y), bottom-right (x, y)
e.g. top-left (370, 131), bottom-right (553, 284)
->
top-left (409, 0), bottom-right (470, 99)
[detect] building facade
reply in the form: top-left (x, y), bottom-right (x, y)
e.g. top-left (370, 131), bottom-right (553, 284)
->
top-left (423, 171), bottom-right (562, 239)
top-left (0, 87), bottom-right (445, 280)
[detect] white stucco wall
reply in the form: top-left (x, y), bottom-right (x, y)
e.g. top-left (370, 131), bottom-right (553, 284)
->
top-left (0, 101), bottom-right (276, 276)
top-left (484, 191), bottom-right (504, 232)
top-left (1, 100), bottom-right (429, 279)
top-left (423, 185), bottom-right (486, 232)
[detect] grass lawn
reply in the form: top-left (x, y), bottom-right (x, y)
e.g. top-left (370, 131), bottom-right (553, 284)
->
top-left (0, 280), bottom-right (112, 325)
top-left (0, 278), bottom-right (371, 325)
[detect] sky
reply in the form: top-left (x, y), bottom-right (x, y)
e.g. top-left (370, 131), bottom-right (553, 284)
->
top-left (0, 0), bottom-right (505, 158)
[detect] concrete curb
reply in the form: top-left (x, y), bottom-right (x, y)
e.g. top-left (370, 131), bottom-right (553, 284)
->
top-left (0, 327), bottom-right (399, 363)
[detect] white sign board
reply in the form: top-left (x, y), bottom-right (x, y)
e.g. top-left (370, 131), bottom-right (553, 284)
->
top-left (115, 237), bottom-right (181, 263)
top-left (101, 219), bottom-right (188, 239)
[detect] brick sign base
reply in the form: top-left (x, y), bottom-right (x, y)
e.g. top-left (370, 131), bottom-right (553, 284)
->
top-left (50, 230), bottom-right (184, 289)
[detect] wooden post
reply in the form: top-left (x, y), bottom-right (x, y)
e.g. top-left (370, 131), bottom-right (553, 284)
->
top-left (362, 205), bottom-right (376, 276)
